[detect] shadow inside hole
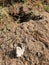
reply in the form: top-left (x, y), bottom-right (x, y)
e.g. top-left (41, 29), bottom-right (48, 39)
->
top-left (13, 0), bottom-right (25, 3)
top-left (8, 49), bottom-right (16, 59)
top-left (9, 6), bottom-right (43, 23)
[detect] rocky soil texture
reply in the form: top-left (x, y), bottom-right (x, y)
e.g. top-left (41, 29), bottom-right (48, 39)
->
top-left (0, 0), bottom-right (49, 65)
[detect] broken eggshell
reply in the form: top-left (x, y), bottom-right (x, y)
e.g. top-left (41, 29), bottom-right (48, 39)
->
top-left (16, 46), bottom-right (25, 57)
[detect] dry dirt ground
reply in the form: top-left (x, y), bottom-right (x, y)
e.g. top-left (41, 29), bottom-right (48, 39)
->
top-left (0, 1), bottom-right (49, 65)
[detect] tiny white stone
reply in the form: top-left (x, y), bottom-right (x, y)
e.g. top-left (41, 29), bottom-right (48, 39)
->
top-left (16, 46), bottom-right (25, 57)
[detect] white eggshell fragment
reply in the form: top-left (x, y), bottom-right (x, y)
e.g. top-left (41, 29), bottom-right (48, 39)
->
top-left (16, 46), bottom-right (25, 57)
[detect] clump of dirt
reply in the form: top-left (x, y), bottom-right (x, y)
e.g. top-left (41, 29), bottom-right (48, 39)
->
top-left (0, 0), bottom-right (49, 65)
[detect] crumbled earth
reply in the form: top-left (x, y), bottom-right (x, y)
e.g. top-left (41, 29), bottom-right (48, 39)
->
top-left (0, 0), bottom-right (49, 65)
